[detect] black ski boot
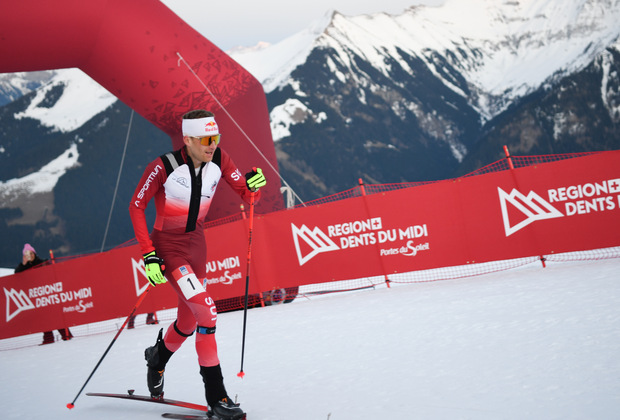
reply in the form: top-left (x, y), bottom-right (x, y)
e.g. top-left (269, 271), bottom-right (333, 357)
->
top-left (144, 328), bottom-right (173, 399)
top-left (209, 397), bottom-right (245, 419)
top-left (200, 365), bottom-right (245, 419)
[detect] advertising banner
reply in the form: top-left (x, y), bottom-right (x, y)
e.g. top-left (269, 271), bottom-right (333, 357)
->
top-left (2, 151), bottom-right (619, 339)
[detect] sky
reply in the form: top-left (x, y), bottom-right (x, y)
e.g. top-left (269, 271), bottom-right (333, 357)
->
top-left (161, 0), bottom-right (446, 51)
top-left (1, 256), bottom-right (619, 419)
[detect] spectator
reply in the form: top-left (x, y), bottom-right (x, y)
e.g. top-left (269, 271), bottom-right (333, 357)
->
top-left (15, 243), bottom-right (46, 273)
top-left (128, 312), bottom-right (159, 329)
top-left (15, 244), bottom-right (73, 345)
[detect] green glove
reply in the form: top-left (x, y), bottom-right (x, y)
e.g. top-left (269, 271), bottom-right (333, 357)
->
top-left (144, 250), bottom-right (166, 286)
top-left (245, 167), bottom-right (266, 191)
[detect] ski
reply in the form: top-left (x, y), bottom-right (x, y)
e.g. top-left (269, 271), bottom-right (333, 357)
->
top-left (86, 390), bottom-right (208, 412)
top-left (162, 414), bottom-right (210, 420)
top-left (162, 413), bottom-right (246, 420)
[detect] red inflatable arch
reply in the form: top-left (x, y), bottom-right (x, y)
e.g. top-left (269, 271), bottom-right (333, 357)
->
top-left (0, 0), bottom-right (283, 217)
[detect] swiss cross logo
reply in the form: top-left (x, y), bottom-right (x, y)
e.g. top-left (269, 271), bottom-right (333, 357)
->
top-left (498, 187), bottom-right (563, 236)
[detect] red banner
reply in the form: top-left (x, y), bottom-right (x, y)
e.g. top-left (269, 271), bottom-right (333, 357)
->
top-left (2, 151), bottom-right (619, 339)
top-left (242, 151), bottom-right (620, 286)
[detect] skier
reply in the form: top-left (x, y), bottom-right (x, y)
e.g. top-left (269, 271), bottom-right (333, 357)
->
top-left (129, 109), bottom-right (266, 419)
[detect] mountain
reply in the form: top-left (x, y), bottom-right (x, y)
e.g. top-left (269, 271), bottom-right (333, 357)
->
top-left (0, 71), bottom-right (56, 106)
top-left (0, 70), bottom-right (170, 266)
top-left (1, 0), bottom-right (620, 265)
top-left (228, 0), bottom-right (620, 199)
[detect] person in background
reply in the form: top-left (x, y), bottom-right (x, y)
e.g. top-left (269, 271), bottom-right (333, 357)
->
top-left (15, 243), bottom-right (46, 273)
top-left (129, 109), bottom-right (266, 420)
top-left (15, 243), bottom-right (73, 344)
top-left (128, 312), bottom-right (159, 329)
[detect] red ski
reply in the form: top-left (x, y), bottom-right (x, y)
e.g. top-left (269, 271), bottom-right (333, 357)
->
top-left (86, 390), bottom-right (208, 412)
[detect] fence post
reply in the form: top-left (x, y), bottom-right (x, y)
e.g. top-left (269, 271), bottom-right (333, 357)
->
top-left (504, 146), bottom-right (546, 268)
top-left (503, 145), bottom-right (514, 170)
top-left (540, 255), bottom-right (547, 268)
top-left (358, 178), bottom-right (391, 288)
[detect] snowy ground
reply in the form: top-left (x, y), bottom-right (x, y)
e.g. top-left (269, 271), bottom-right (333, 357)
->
top-left (1, 258), bottom-right (619, 420)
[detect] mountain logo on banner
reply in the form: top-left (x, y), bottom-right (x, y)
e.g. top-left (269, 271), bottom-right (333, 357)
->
top-left (4, 287), bottom-right (35, 322)
top-left (498, 187), bottom-right (564, 236)
top-left (291, 223), bottom-right (340, 266)
top-left (131, 258), bottom-right (150, 296)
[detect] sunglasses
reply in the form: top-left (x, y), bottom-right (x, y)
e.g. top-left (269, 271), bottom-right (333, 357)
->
top-left (192, 134), bottom-right (221, 146)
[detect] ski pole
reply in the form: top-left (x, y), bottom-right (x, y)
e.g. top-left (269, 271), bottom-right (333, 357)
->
top-left (67, 286), bottom-right (151, 409)
top-left (237, 191), bottom-right (256, 378)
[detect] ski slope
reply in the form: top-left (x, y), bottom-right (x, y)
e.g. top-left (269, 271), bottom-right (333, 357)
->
top-left (1, 258), bottom-right (619, 419)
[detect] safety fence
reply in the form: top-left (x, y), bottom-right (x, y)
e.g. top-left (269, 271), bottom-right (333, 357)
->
top-left (1, 150), bottom-right (619, 350)
top-left (1, 246), bottom-right (618, 351)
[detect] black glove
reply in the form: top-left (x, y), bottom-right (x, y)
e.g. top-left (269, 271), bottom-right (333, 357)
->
top-left (245, 167), bottom-right (266, 191)
top-left (143, 250), bottom-right (166, 286)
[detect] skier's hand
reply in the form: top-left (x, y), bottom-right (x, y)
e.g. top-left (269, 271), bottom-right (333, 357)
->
top-left (245, 167), bottom-right (266, 191)
top-left (143, 251), bottom-right (166, 286)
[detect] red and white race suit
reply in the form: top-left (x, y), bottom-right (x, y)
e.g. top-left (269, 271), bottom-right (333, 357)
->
top-left (129, 146), bottom-right (258, 366)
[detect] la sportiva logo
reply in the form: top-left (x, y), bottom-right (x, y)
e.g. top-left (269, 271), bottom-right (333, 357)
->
top-left (498, 187), bottom-right (563, 236)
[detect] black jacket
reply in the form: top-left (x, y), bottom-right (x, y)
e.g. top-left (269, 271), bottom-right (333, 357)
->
top-left (15, 255), bottom-right (47, 273)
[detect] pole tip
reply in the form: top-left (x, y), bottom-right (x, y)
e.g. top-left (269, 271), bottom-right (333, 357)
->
top-left (66, 403), bottom-right (75, 409)
top-left (237, 371), bottom-right (245, 378)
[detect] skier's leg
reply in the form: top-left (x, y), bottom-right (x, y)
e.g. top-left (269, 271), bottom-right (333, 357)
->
top-left (163, 299), bottom-right (197, 352)
top-left (42, 331), bottom-right (54, 344)
top-left (144, 266), bottom-right (197, 398)
top-left (200, 364), bottom-right (244, 419)
top-left (144, 327), bottom-right (173, 398)
top-left (166, 266), bottom-right (244, 418)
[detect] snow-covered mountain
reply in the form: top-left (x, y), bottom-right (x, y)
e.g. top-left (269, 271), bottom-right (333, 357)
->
top-left (1, 0), bottom-right (619, 264)
top-left (0, 71), bottom-right (56, 106)
top-left (0, 72), bottom-right (170, 266)
top-left (12, 68), bottom-right (116, 132)
top-left (232, 0), bottom-right (620, 120)
top-left (228, 0), bottom-right (620, 198)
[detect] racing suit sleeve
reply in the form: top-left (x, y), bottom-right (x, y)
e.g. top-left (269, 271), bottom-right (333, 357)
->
top-left (219, 148), bottom-right (262, 204)
top-left (129, 157), bottom-right (167, 255)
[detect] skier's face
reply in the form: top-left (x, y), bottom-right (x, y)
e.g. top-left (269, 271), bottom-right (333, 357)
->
top-left (184, 135), bottom-right (218, 166)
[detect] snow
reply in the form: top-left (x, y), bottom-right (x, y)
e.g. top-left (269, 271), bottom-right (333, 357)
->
top-left (0, 142), bottom-right (80, 202)
top-left (1, 258), bottom-right (619, 419)
top-left (229, 11), bottom-right (334, 93)
top-left (269, 99), bottom-right (327, 141)
top-left (13, 68), bottom-right (116, 133)
top-left (230, 0), bottom-right (620, 120)
top-left (0, 267), bottom-right (13, 277)
top-left (0, 67), bottom-right (112, 197)
top-left (599, 39), bottom-right (620, 123)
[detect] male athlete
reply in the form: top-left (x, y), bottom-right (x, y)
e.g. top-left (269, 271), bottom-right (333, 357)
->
top-left (129, 109), bottom-right (266, 420)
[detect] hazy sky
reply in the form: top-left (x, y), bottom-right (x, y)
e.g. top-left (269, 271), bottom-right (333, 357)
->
top-left (161, 0), bottom-right (445, 51)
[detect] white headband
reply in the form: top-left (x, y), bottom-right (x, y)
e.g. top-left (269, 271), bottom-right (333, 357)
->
top-left (182, 116), bottom-right (219, 137)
